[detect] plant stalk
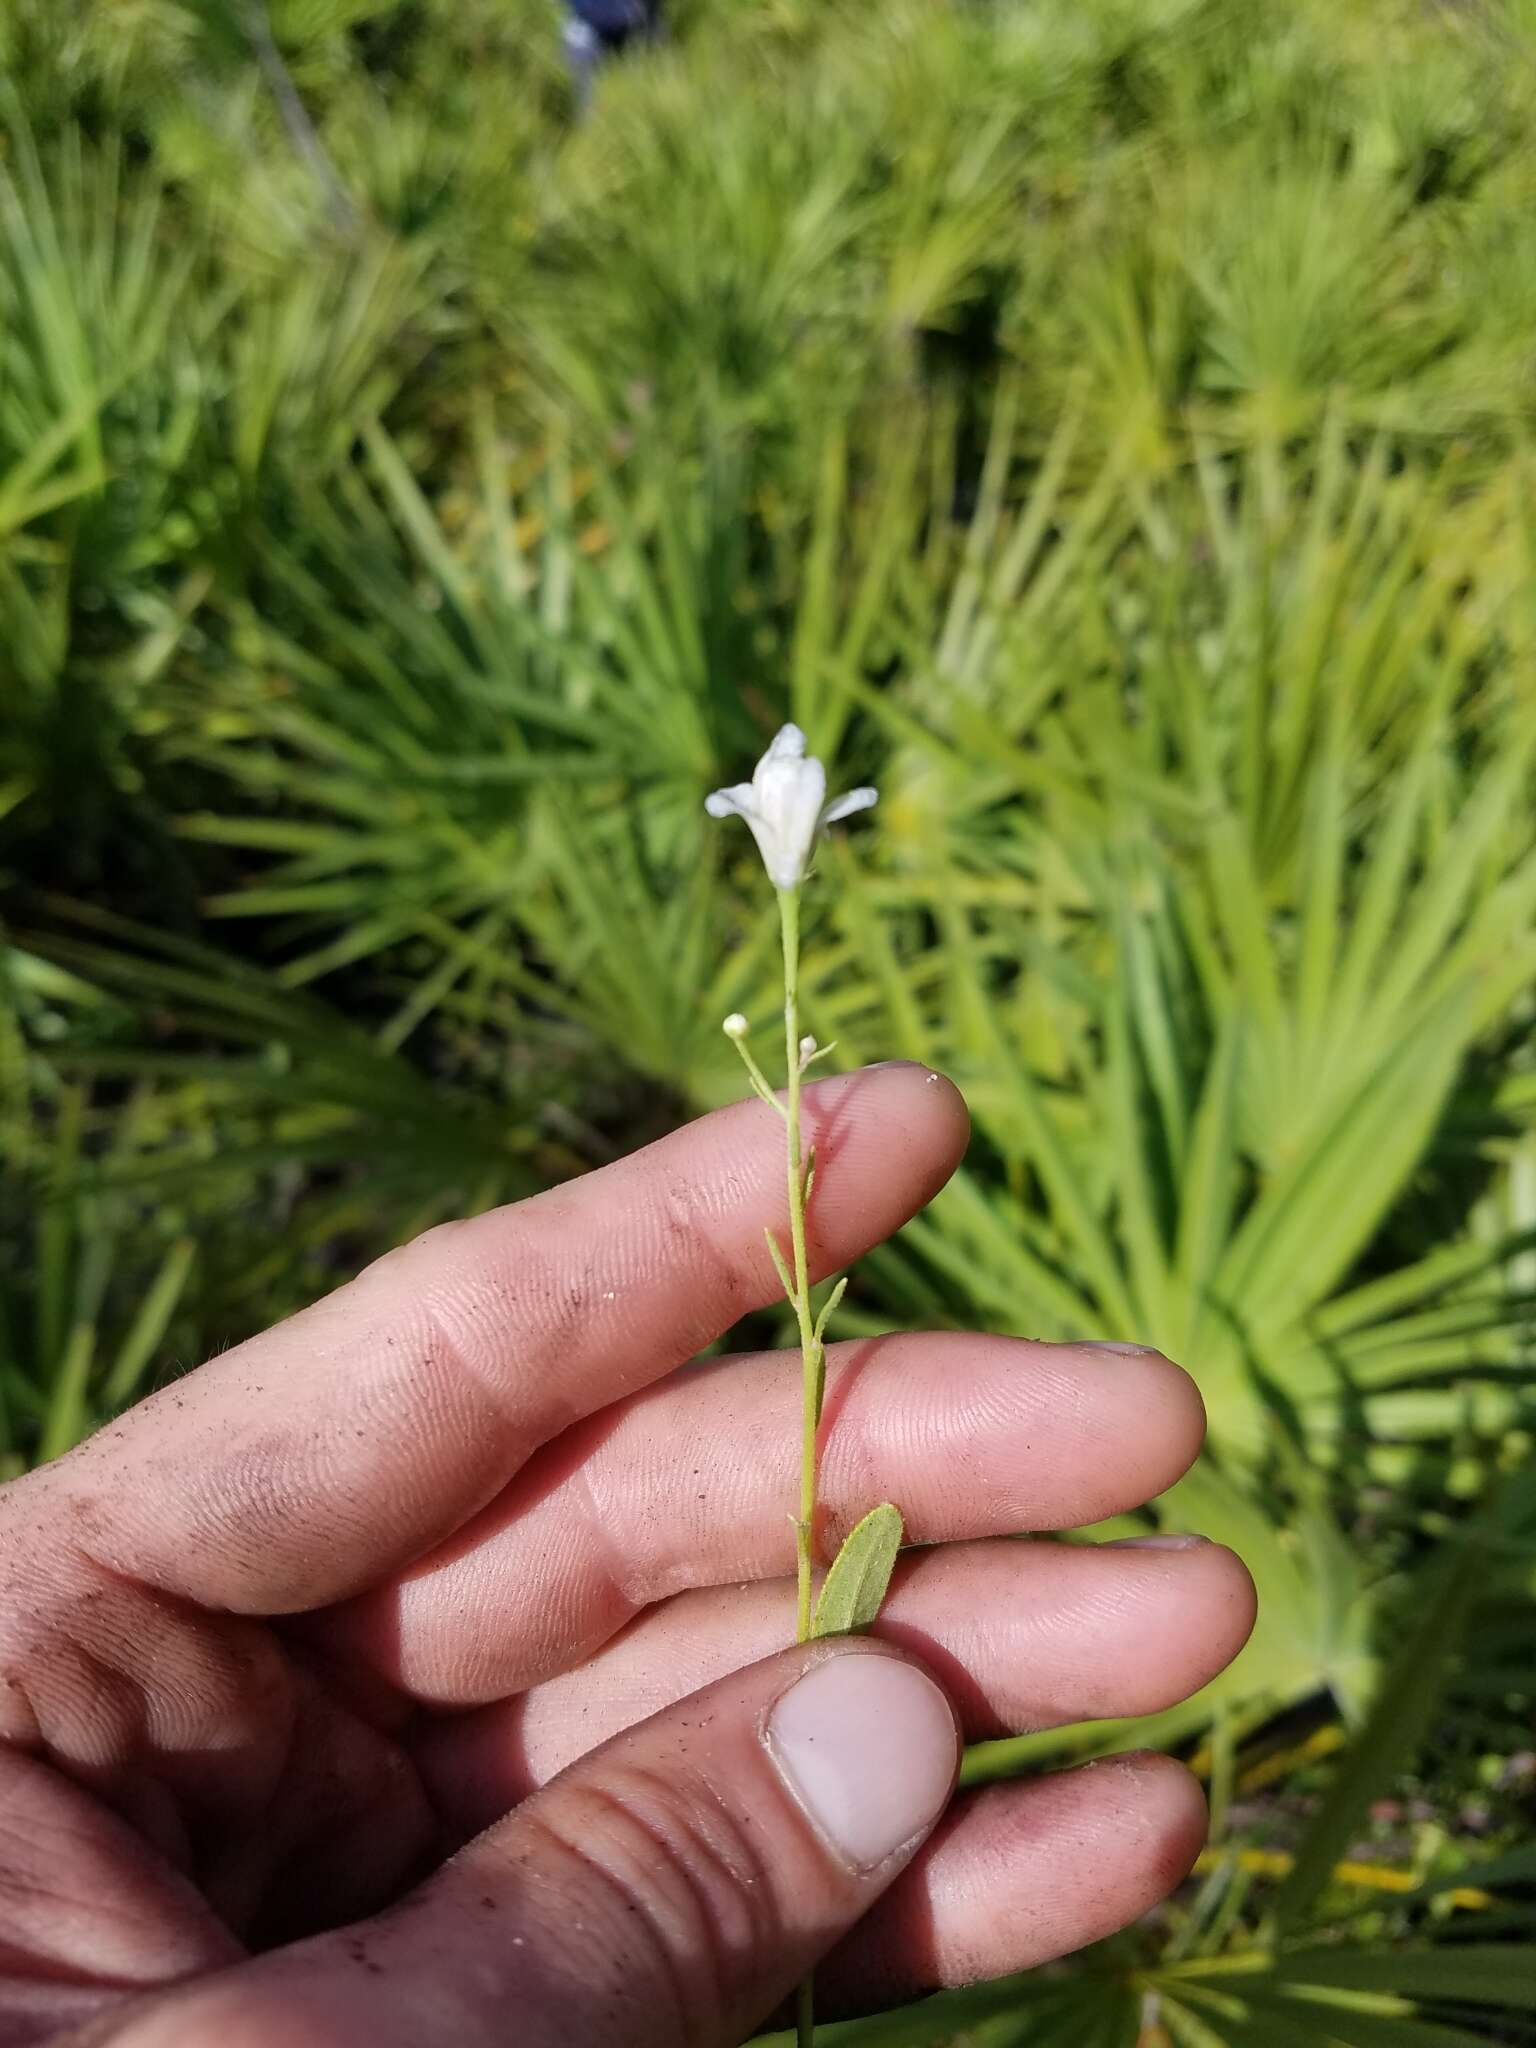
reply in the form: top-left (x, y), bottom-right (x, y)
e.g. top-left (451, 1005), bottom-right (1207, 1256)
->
top-left (779, 885), bottom-right (819, 1645)
top-left (779, 883), bottom-right (820, 2048)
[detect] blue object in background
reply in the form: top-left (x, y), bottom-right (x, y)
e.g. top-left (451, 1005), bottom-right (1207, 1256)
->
top-left (564, 0), bottom-right (658, 104)
top-left (569, 0), bottom-right (654, 31)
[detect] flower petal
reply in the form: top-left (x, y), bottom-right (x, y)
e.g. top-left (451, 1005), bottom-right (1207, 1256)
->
top-left (818, 786), bottom-right (879, 828)
top-left (706, 729), bottom-right (871, 891)
top-left (704, 783), bottom-right (757, 820)
top-left (751, 739), bottom-right (825, 887)
top-left (762, 723), bottom-right (809, 765)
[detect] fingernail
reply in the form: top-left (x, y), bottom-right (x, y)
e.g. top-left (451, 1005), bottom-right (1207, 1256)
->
top-left (1105, 1532), bottom-right (1210, 1551)
top-left (765, 1653), bottom-right (958, 1872)
top-left (1079, 1340), bottom-right (1162, 1357)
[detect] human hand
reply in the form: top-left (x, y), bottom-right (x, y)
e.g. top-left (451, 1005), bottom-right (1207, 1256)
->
top-left (0, 1064), bottom-right (1254, 2048)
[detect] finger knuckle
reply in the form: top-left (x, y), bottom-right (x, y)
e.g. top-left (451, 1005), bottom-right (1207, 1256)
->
top-left (522, 1762), bottom-right (781, 2047)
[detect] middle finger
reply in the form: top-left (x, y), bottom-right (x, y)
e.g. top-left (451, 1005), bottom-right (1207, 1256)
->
top-left (324, 1335), bottom-right (1205, 1704)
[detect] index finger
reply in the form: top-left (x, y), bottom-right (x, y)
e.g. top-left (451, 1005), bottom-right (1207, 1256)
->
top-left (34, 1063), bottom-right (968, 1614)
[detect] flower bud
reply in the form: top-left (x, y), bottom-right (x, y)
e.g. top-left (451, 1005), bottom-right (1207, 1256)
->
top-left (722, 1013), bottom-right (750, 1041)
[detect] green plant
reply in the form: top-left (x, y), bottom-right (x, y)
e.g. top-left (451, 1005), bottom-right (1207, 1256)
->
top-left (5, 0), bottom-right (1536, 2039)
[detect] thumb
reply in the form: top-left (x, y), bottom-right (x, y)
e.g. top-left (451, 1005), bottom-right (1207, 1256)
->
top-left (442, 1637), bottom-right (961, 2047)
top-left (103, 1640), bottom-right (960, 2048)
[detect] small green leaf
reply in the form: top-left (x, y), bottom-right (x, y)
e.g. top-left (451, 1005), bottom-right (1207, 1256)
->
top-left (812, 1503), bottom-right (904, 1637)
top-left (812, 1275), bottom-right (848, 1347)
top-left (763, 1226), bottom-right (796, 1304)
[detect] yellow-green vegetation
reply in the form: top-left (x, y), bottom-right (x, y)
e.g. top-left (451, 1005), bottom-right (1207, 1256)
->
top-left (4, 1), bottom-right (1536, 2041)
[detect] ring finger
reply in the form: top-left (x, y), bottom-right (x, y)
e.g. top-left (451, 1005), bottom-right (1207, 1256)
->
top-left (414, 1532), bottom-right (1256, 1837)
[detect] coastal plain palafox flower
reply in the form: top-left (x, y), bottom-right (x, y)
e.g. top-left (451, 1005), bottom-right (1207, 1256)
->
top-left (704, 723), bottom-right (877, 889)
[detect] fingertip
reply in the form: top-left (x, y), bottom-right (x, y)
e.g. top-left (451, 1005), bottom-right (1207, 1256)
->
top-left (803, 1062), bottom-right (970, 1192)
top-left (876, 1060), bottom-right (971, 1146)
top-left (765, 1641), bottom-right (962, 1873)
top-left (1119, 1535), bottom-right (1258, 1653)
top-left (1089, 1535), bottom-right (1259, 1703)
top-left (1069, 1342), bottom-right (1208, 1498)
top-left (1200, 1540), bottom-right (1260, 1660)
top-left (1159, 1354), bottom-right (1208, 1456)
top-left (1095, 1749), bottom-right (1210, 1893)
top-left (1123, 1348), bottom-right (1209, 1496)
top-left (817, 1744), bottom-right (1212, 2012)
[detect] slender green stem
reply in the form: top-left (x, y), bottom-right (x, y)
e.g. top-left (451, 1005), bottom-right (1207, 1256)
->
top-left (795, 1975), bottom-right (816, 2048)
top-left (779, 885), bottom-right (822, 2048)
top-left (779, 885), bottom-right (821, 1647)
top-left (727, 1033), bottom-right (787, 1119)
top-left (774, 884), bottom-right (823, 2048)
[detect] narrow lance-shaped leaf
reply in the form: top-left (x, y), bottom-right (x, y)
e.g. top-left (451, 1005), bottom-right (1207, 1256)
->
top-left (763, 1227), bottom-right (796, 1307)
top-left (812, 1276), bottom-right (848, 1351)
top-left (101, 1237), bottom-right (196, 1408)
top-left (1273, 1525), bottom-right (1487, 1931)
top-left (809, 1275), bottom-right (848, 1425)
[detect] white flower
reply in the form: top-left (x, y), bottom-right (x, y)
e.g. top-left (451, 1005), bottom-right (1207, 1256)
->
top-left (722, 1012), bottom-right (750, 1040)
top-left (798, 1033), bottom-right (818, 1065)
top-left (705, 724), bottom-right (877, 889)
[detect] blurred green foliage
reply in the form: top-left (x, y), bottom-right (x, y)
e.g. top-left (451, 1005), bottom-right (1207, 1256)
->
top-left (4, 0), bottom-right (1536, 2040)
